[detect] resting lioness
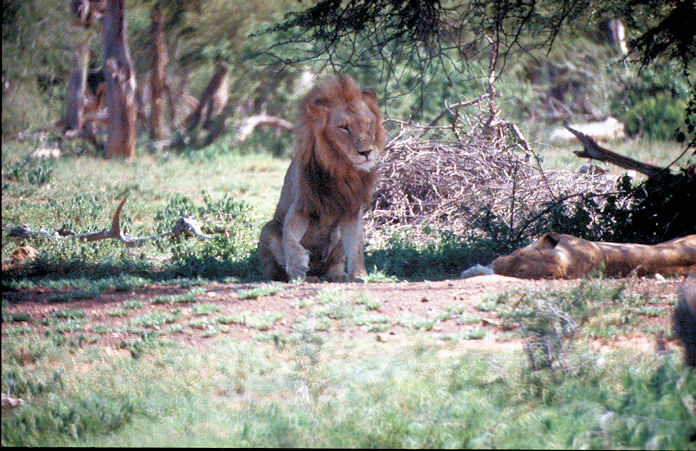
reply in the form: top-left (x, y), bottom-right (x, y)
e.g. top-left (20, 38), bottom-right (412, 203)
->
top-left (461, 233), bottom-right (696, 279)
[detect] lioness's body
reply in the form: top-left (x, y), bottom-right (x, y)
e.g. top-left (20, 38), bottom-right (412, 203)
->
top-left (258, 74), bottom-right (385, 282)
top-left (462, 233), bottom-right (696, 280)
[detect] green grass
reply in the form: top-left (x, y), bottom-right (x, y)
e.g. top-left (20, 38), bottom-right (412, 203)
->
top-left (2, 333), bottom-right (693, 448)
top-left (237, 284), bottom-right (283, 300)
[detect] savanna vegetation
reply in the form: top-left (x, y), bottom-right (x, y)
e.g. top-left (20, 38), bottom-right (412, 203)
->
top-left (2, 0), bottom-right (695, 448)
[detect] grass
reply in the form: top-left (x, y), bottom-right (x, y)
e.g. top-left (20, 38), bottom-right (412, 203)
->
top-left (237, 284), bottom-right (283, 300)
top-left (2, 332), bottom-right (693, 448)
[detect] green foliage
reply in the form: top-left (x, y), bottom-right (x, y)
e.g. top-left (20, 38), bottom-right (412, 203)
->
top-left (367, 231), bottom-right (506, 281)
top-left (1, 1), bottom-right (74, 135)
top-left (611, 61), bottom-right (689, 140)
top-left (4, 158), bottom-right (55, 186)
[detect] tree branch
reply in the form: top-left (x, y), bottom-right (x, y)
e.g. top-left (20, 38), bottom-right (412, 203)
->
top-left (565, 124), bottom-right (667, 177)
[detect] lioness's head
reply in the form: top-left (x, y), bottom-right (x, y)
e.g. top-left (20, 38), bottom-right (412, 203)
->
top-left (296, 74), bottom-right (386, 172)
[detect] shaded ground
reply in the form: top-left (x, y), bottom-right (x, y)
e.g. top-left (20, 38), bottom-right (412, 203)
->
top-left (1, 275), bottom-right (683, 354)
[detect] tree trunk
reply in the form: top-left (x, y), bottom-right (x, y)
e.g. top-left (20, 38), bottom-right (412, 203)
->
top-left (185, 64), bottom-right (229, 134)
top-left (149, 3), bottom-right (168, 140)
top-left (102, 0), bottom-right (137, 159)
top-left (64, 38), bottom-right (90, 133)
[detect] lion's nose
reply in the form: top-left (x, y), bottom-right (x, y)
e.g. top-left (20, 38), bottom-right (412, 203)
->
top-left (358, 149), bottom-right (372, 158)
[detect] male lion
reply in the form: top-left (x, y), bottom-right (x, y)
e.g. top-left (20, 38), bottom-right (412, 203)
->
top-left (461, 233), bottom-right (696, 279)
top-left (258, 74), bottom-right (386, 282)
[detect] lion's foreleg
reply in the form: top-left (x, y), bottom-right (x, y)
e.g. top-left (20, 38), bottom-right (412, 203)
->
top-left (340, 211), bottom-right (367, 282)
top-left (282, 204), bottom-right (310, 281)
top-left (258, 219), bottom-right (288, 281)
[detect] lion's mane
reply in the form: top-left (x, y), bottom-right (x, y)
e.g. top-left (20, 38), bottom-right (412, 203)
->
top-left (294, 74), bottom-right (386, 220)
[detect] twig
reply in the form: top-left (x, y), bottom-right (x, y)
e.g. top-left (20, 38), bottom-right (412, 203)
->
top-left (417, 94), bottom-right (490, 139)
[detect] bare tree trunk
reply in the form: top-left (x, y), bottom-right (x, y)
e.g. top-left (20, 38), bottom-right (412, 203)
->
top-left (185, 64), bottom-right (229, 135)
top-left (102, 0), bottom-right (137, 159)
top-left (64, 38), bottom-right (90, 133)
top-left (149, 3), bottom-right (168, 140)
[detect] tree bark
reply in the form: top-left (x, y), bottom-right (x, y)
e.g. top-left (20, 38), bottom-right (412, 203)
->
top-left (102, 0), bottom-right (137, 159)
top-left (149, 3), bottom-right (169, 140)
top-left (64, 38), bottom-right (90, 133)
top-left (185, 64), bottom-right (229, 134)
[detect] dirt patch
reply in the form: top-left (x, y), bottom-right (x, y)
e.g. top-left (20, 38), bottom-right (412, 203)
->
top-left (1, 275), bottom-right (685, 353)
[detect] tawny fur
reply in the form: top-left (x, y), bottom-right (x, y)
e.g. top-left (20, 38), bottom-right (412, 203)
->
top-left (462, 233), bottom-right (696, 280)
top-left (258, 74), bottom-right (385, 282)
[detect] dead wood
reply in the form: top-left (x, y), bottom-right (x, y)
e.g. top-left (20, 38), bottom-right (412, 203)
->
top-left (3, 197), bottom-right (212, 247)
top-left (237, 114), bottom-right (293, 142)
top-left (565, 124), bottom-right (666, 177)
top-left (149, 3), bottom-right (170, 140)
top-left (64, 37), bottom-right (90, 133)
top-left (185, 64), bottom-right (229, 134)
top-left (102, 0), bottom-right (137, 159)
top-left (366, 95), bottom-right (619, 245)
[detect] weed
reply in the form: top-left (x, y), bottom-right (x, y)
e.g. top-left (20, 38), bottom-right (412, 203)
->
top-left (187, 319), bottom-right (212, 330)
top-left (475, 293), bottom-right (510, 312)
top-left (456, 315), bottom-right (483, 325)
top-left (237, 284), bottom-right (283, 300)
top-left (92, 324), bottom-right (111, 334)
top-left (48, 288), bottom-right (105, 303)
top-left (164, 324), bottom-right (185, 335)
top-left (315, 287), bottom-right (344, 305)
top-left (53, 309), bottom-right (86, 319)
top-left (53, 319), bottom-right (87, 333)
top-left (460, 328), bottom-right (487, 340)
top-left (636, 306), bottom-right (667, 317)
top-left (2, 312), bottom-right (32, 323)
top-left (397, 316), bottom-right (437, 331)
top-left (291, 298), bottom-right (314, 308)
top-left (355, 292), bottom-right (382, 310)
top-left (129, 312), bottom-right (179, 328)
top-left (191, 303), bottom-right (222, 316)
top-left (106, 308), bottom-right (130, 317)
top-left (4, 325), bottom-right (34, 335)
top-left (122, 300), bottom-right (145, 310)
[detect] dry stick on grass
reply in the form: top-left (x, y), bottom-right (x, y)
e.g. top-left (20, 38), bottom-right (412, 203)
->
top-left (565, 124), bottom-right (667, 177)
top-left (3, 197), bottom-right (212, 246)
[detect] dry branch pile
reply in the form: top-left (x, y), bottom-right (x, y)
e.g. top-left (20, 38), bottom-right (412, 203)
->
top-left (366, 103), bottom-right (619, 244)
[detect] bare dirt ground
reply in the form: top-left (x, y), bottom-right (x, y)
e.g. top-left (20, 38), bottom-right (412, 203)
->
top-left (2, 275), bottom-right (684, 354)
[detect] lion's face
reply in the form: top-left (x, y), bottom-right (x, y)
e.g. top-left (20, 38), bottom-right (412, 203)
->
top-left (324, 94), bottom-right (382, 171)
top-left (296, 75), bottom-right (386, 175)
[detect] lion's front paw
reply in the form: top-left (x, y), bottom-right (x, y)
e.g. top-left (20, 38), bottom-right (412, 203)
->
top-left (287, 267), bottom-right (307, 283)
top-left (326, 272), bottom-right (349, 283)
top-left (348, 270), bottom-right (368, 283)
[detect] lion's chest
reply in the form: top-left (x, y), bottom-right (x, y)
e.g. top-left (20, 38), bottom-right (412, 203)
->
top-left (300, 216), bottom-right (340, 253)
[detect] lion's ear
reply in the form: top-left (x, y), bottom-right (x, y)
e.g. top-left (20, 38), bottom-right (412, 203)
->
top-left (537, 232), bottom-right (560, 249)
top-left (361, 88), bottom-right (377, 104)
